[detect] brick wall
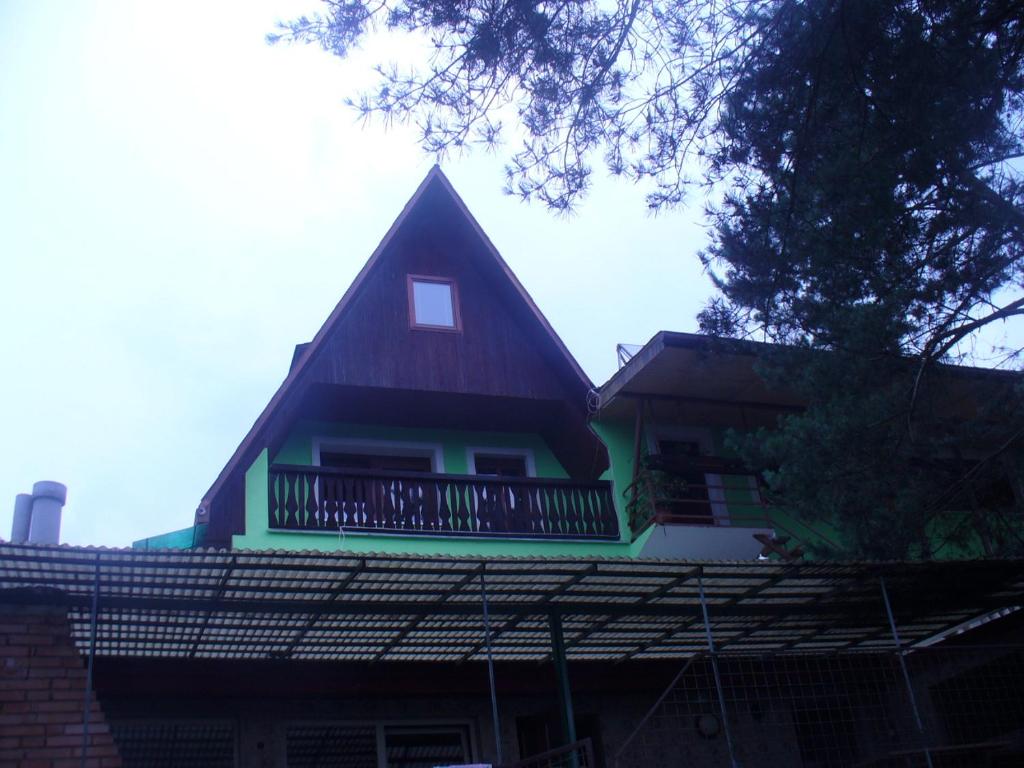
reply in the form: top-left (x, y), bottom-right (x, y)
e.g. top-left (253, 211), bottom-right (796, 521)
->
top-left (0, 604), bottom-right (121, 767)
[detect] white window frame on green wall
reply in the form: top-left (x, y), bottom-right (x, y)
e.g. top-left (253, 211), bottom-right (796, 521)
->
top-left (465, 446), bottom-right (537, 477)
top-left (312, 437), bottom-right (446, 473)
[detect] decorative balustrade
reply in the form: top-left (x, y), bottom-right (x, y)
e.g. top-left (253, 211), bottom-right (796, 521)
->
top-left (268, 464), bottom-right (620, 540)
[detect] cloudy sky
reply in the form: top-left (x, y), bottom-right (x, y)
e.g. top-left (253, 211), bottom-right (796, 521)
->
top-left (0, 0), bottom-right (716, 546)
top-left (2, 1), bottom-right (1019, 547)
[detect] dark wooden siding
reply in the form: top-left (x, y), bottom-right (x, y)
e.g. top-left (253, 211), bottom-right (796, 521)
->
top-left (305, 192), bottom-right (576, 402)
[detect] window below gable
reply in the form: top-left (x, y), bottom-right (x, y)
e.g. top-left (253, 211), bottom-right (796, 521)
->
top-left (473, 453), bottom-right (529, 477)
top-left (408, 275), bottom-right (460, 331)
top-left (468, 448), bottom-right (537, 477)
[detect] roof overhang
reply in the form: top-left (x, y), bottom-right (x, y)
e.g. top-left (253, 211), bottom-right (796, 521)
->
top-left (597, 332), bottom-right (805, 422)
top-left (597, 331), bottom-right (1024, 423)
top-left (2, 544), bottom-right (1021, 662)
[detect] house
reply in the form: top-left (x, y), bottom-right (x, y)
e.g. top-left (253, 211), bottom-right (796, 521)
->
top-left (133, 167), bottom-right (797, 562)
top-left (134, 165), bottom-right (1023, 563)
top-left (6, 167), bottom-right (1024, 768)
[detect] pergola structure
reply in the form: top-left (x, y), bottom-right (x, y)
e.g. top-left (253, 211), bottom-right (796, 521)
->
top-left (2, 544), bottom-right (1023, 660)
top-left (3, 544), bottom-right (1024, 767)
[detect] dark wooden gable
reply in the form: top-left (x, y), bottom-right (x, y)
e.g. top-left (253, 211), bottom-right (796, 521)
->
top-left (199, 167), bottom-right (607, 544)
top-left (302, 175), bottom-right (580, 400)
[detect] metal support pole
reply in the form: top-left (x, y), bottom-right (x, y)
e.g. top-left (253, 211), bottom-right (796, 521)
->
top-left (480, 567), bottom-right (503, 766)
top-left (698, 571), bottom-right (739, 768)
top-left (548, 613), bottom-right (577, 746)
top-left (80, 557), bottom-right (100, 768)
top-left (880, 576), bottom-right (934, 768)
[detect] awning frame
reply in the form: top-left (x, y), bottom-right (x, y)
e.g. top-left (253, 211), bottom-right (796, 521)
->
top-left (2, 544), bottom-right (1022, 662)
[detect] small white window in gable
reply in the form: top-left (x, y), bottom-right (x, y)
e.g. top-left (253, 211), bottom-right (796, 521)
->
top-left (408, 275), bottom-right (460, 331)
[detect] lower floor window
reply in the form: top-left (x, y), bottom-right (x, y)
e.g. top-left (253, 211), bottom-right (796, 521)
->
top-left (286, 723), bottom-right (472, 768)
top-left (110, 720), bottom-right (237, 768)
top-left (287, 725), bottom-right (378, 768)
top-left (384, 726), bottom-right (472, 767)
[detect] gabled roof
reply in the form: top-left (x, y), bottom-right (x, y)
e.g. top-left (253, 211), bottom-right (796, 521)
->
top-left (199, 166), bottom-right (595, 524)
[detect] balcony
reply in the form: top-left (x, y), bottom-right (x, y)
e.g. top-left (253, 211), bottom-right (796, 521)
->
top-left (628, 454), bottom-right (786, 559)
top-left (268, 464), bottom-right (620, 540)
top-left (630, 454), bottom-right (848, 560)
top-left (628, 454), bottom-right (768, 527)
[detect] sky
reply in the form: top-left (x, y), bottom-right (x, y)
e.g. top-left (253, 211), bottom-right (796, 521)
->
top-left (1, 1), bottom-right (1020, 548)
top-left (0, 0), bottom-right (715, 546)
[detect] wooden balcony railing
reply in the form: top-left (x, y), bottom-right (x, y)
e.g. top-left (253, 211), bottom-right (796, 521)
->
top-left (268, 464), bottom-right (620, 540)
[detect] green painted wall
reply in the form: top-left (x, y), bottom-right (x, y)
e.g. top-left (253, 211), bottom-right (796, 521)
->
top-left (588, 418), bottom-right (647, 554)
top-left (234, 421), bottom-right (633, 555)
top-left (273, 420), bottom-right (571, 477)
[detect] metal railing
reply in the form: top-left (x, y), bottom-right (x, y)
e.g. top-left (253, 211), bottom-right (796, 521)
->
top-left (268, 464), bottom-right (620, 540)
top-left (628, 454), bottom-right (841, 552)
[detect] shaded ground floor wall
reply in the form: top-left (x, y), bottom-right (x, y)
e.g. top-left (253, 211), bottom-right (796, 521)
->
top-left (88, 643), bottom-right (1024, 768)
top-left (91, 657), bottom-right (675, 767)
top-left (614, 646), bottom-right (1024, 768)
top-left (7, 603), bottom-right (1023, 768)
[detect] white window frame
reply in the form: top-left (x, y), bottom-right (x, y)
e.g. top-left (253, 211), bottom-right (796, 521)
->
top-left (408, 274), bottom-right (462, 332)
top-left (380, 723), bottom-right (474, 768)
top-left (466, 446), bottom-right (537, 477)
top-left (313, 437), bottom-right (445, 473)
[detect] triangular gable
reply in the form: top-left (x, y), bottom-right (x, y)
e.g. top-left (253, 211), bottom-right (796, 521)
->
top-left (199, 167), bottom-right (599, 535)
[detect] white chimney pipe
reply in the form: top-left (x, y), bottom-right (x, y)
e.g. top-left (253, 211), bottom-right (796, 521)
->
top-left (27, 481), bottom-right (67, 545)
top-left (10, 493), bottom-right (33, 543)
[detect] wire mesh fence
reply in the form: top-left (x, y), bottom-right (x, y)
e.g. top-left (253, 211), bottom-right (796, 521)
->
top-left (613, 645), bottom-right (1024, 768)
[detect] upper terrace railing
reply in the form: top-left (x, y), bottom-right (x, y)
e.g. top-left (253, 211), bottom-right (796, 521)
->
top-left (629, 453), bottom-right (766, 529)
top-left (628, 454), bottom-right (840, 553)
top-left (268, 464), bottom-right (620, 540)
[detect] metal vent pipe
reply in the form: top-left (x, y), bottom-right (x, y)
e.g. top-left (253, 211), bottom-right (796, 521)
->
top-left (27, 481), bottom-right (67, 545)
top-left (10, 493), bottom-right (33, 543)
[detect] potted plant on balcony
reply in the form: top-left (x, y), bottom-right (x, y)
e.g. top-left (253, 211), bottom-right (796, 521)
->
top-left (624, 464), bottom-right (693, 534)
